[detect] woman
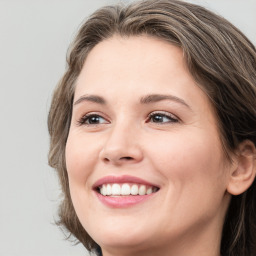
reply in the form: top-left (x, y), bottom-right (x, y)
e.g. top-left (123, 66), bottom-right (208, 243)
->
top-left (48, 0), bottom-right (256, 255)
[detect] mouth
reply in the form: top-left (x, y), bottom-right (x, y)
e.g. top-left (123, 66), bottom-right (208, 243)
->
top-left (96, 183), bottom-right (159, 196)
top-left (93, 175), bottom-right (160, 207)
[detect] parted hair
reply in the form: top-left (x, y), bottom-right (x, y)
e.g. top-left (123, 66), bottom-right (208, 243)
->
top-left (48, 0), bottom-right (256, 255)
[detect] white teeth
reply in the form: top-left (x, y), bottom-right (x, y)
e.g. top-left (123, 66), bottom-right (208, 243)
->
top-left (106, 184), bottom-right (111, 195)
top-left (121, 183), bottom-right (130, 195)
top-left (99, 183), bottom-right (158, 196)
top-left (112, 184), bottom-right (121, 195)
top-left (139, 185), bottom-right (146, 195)
top-left (131, 184), bottom-right (139, 195)
top-left (100, 184), bottom-right (107, 196)
top-left (146, 187), bottom-right (152, 195)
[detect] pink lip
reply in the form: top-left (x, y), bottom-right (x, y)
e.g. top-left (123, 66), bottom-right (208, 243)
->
top-left (93, 175), bottom-right (159, 188)
top-left (92, 175), bottom-right (159, 208)
top-left (95, 192), bottom-right (155, 208)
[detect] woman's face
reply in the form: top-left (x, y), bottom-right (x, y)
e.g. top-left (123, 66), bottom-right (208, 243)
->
top-left (66, 36), bottom-right (232, 255)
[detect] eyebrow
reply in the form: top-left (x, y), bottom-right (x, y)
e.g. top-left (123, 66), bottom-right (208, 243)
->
top-left (73, 93), bottom-right (190, 109)
top-left (140, 94), bottom-right (191, 109)
top-left (73, 94), bottom-right (106, 106)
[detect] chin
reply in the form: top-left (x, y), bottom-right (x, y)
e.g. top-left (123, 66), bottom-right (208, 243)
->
top-left (87, 217), bottom-right (156, 249)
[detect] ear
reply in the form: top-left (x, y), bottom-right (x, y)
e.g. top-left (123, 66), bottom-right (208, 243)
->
top-left (227, 140), bottom-right (256, 196)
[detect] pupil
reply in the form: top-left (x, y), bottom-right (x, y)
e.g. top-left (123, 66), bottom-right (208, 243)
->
top-left (89, 116), bottom-right (99, 124)
top-left (153, 115), bottom-right (163, 122)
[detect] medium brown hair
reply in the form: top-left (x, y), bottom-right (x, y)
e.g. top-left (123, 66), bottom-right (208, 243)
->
top-left (48, 0), bottom-right (256, 255)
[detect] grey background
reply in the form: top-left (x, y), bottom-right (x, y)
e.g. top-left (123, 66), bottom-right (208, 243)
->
top-left (0, 0), bottom-right (255, 256)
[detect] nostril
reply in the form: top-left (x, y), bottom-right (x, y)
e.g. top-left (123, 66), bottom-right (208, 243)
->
top-left (103, 156), bottom-right (133, 163)
top-left (120, 156), bottom-right (133, 160)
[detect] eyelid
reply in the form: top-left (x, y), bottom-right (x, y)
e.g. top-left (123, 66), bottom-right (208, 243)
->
top-left (75, 110), bottom-right (179, 127)
top-left (76, 111), bottom-right (110, 126)
top-left (147, 111), bottom-right (179, 123)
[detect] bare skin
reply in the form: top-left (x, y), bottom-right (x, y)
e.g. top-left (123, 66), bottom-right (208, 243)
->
top-left (66, 36), bottom-right (237, 256)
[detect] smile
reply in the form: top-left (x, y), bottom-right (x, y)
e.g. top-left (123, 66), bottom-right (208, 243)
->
top-left (93, 175), bottom-right (160, 207)
top-left (98, 183), bottom-right (159, 196)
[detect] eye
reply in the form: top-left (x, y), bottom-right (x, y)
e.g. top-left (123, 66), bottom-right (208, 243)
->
top-left (77, 113), bottom-right (109, 126)
top-left (147, 111), bottom-right (179, 124)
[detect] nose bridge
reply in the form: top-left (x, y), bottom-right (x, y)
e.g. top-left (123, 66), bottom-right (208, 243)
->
top-left (99, 118), bottom-right (143, 164)
top-left (107, 120), bottom-right (131, 147)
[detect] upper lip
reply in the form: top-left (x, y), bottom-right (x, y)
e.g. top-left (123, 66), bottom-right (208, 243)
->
top-left (92, 175), bottom-right (160, 189)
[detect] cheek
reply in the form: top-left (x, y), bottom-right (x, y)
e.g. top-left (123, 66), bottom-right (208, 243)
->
top-left (149, 129), bottom-right (227, 190)
top-left (65, 133), bottom-right (99, 185)
top-left (65, 133), bottom-right (100, 224)
top-left (149, 131), bottom-right (229, 228)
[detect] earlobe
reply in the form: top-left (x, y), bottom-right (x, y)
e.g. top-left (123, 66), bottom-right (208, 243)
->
top-left (227, 140), bottom-right (256, 196)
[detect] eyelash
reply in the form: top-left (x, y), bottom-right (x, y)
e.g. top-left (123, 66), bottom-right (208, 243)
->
top-left (76, 113), bottom-right (109, 126)
top-left (146, 111), bottom-right (179, 124)
top-left (76, 111), bottom-right (179, 126)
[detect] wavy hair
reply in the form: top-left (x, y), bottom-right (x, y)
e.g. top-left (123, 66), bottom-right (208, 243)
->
top-left (48, 1), bottom-right (256, 255)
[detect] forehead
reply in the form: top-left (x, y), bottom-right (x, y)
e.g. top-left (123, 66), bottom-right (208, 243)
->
top-left (76, 36), bottom-right (192, 92)
top-left (74, 35), bottom-right (212, 112)
top-left (82, 35), bottom-right (184, 70)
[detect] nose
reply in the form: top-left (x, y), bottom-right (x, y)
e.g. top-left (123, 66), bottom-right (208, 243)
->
top-left (99, 123), bottom-right (143, 165)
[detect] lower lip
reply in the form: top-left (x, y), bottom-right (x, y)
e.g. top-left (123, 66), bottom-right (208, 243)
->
top-left (95, 191), bottom-right (155, 208)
